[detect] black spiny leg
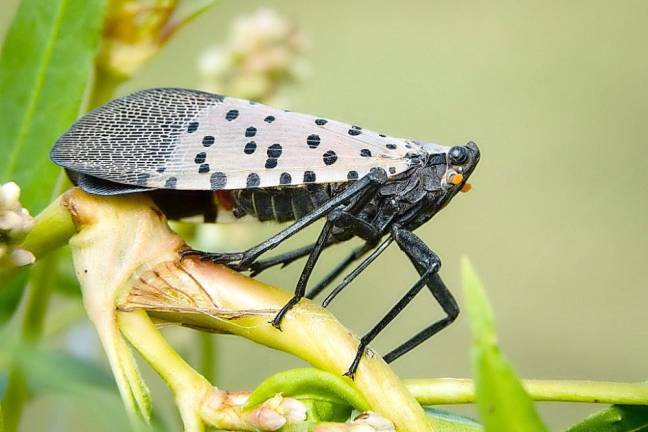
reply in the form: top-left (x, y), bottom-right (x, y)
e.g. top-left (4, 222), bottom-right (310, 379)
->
top-left (248, 243), bottom-right (318, 277)
top-left (270, 209), bottom-right (338, 329)
top-left (345, 265), bottom-right (434, 378)
top-left (321, 237), bottom-right (393, 307)
top-left (270, 172), bottom-right (388, 329)
top-left (181, 170), bottom-right (386, 270)
top-left (305, 242), bottom-right (373, 300)
top-left (383, 227), bottom-right (459, 363)
top-left (344, 226), bottom-right (458, 378)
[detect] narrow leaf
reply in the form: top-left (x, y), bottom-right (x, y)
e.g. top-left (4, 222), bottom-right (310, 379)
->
top-left (246, 368), bottom-right (369, 411)
top-left (424, 407), bottom-right (483, 432)
top-left (0, 0), bottom-right (106, 212)
top-left (565, 405), bottom-right (648, 432)
top-left (462, 257), bottom-right (548, 432)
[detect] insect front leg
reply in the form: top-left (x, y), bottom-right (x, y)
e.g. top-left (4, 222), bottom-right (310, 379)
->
top-left (344, 226), bottom-right (458, 378)
top-left (181, 170), bottom-right (386, 270)
top-left (269, 209), bottom-right (339, 328)
top-left (248, 242), bottom-right (318, 277)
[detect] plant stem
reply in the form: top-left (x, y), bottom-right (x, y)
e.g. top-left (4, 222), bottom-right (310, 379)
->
top-left (198, 333), bottom-right (217, 384)
top-left (1, 252), bottom-right (59, 432)
top-left (406, 378), bottom-right (648, 405)
top-left (20, 193), bottom-right (75, 261)
top-left (87, 67), bottom-right (124, 110)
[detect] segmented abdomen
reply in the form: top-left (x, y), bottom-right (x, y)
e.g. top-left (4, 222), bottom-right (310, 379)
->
top-left (150, 184), bottom-right (335, 224)
top-left (231, 184), bottom-right (333, 223)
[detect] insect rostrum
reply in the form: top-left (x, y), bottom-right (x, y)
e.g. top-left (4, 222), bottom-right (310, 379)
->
top-left (50, 88), bottom-right (480, 378)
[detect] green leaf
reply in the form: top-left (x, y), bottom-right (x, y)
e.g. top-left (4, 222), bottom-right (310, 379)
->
top-left (424, 407), bottom-right (483, 432)
top-left (0, 336), bottom-right (141, 431)
top-left (565, 405), bottom-right (648, 432)
top-left (0, 0), bottom-right (106, 212)
top-left (245, 368), bottom-right (369, 422)
top-left (462, 257), bottom-right (548, 432)
top-left (0, 270), bottom-right (28, 325)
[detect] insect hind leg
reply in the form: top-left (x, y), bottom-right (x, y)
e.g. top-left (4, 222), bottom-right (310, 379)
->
top-left (384, 227), bottom-right (458, 362)
top-left (344, 226), bottom-right (458, 378)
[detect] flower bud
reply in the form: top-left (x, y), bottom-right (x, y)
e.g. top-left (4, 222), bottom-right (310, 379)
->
top-left (198, 8), bottom-right (307, 102)
top-left (0, 182), bottom-right (35, 268)
top-left (350, 412), bottom-right (395, 431)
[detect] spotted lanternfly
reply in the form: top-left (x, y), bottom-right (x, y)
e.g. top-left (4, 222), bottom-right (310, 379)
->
top-left (51, 88), bottom-right (480, 377)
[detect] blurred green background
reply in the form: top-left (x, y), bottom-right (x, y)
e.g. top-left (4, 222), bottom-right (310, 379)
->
top-left (1, 0), bottom-right (648, 430)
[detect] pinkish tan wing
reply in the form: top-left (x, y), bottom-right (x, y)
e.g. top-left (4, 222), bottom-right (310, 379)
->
top-left (51, 88), bottom-right (427, 191)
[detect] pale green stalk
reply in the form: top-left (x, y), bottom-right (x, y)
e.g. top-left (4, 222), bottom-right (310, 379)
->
top-left (407, 378), bottom-right (648, 406)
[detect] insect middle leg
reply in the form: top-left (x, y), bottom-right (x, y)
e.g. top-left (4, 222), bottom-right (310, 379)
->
top-left (344, 226), bottom-right (458, 378)
top-left (247, 240), bottom-right (375, 300)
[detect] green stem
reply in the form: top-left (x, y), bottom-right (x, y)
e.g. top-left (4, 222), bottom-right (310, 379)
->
top-left (86, 66), bottom-right (125, 110)
top-left (20, 193), bottom-right (75, 261)
top-left (1, 252), bottom-right (59, 432)
top-left (406, 378), bottom-right (648, 405)
top-left (197, 333), bottom-right (217, 384)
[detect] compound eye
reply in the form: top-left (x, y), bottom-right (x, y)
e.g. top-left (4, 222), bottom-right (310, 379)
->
top-left (448, 146), bottom-right (469, 165)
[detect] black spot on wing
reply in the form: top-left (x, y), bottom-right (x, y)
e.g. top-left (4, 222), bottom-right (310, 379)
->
top-left (315, 118), bottom-right (327, 126)
top-left (245, 127), bottom-right (257, 138)
top-left (303, 171), bottom-right (316, 183)
top-left (198, 163), bottom-right (210, 173)
top-left (136, 173), bottom-right (150, 186)
top-left (265, 143), bottom-right (282, 169)
top-left (360, 149), bottom-right (372, 157)
top-left (202, 136), bottom-right (215, 147)
top-left (165, 177), bottom-right (177, 189)
top-left (347, 171), bottom-right (358, 181)
top-left (348, 126), bottom-right (362, 136)
top-left (264, 115), bottom-right (275, 123)
top-left (265, 159), bottom-right (278, 169)
top-left (247, 173), bottom-right (260, 187)
top-left (323, 150), bottom-right (337, 165)
top-left (280, 172), bottom-right (292, 185)
top-left (210, 172), bottom-right (227, 189)
top-left (187, 122), bottom-right (199, 133)
top-left (226, 109), bottom-right (239, 121)
top-left (307, 134), bottom-right (320, 148)
top-left (194, 152), bottom-right (206, 164)
top-left (267, 143), bottom-right (283, 158)
top-left (244, 141), bottom-right (257, 155)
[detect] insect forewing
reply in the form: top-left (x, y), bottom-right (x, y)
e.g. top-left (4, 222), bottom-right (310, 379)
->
top-left (52, 88), bottom-right (423, 190)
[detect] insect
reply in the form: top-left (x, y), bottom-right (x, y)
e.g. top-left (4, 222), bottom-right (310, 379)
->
top-left (51, 88), bottom-right (480, 378)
